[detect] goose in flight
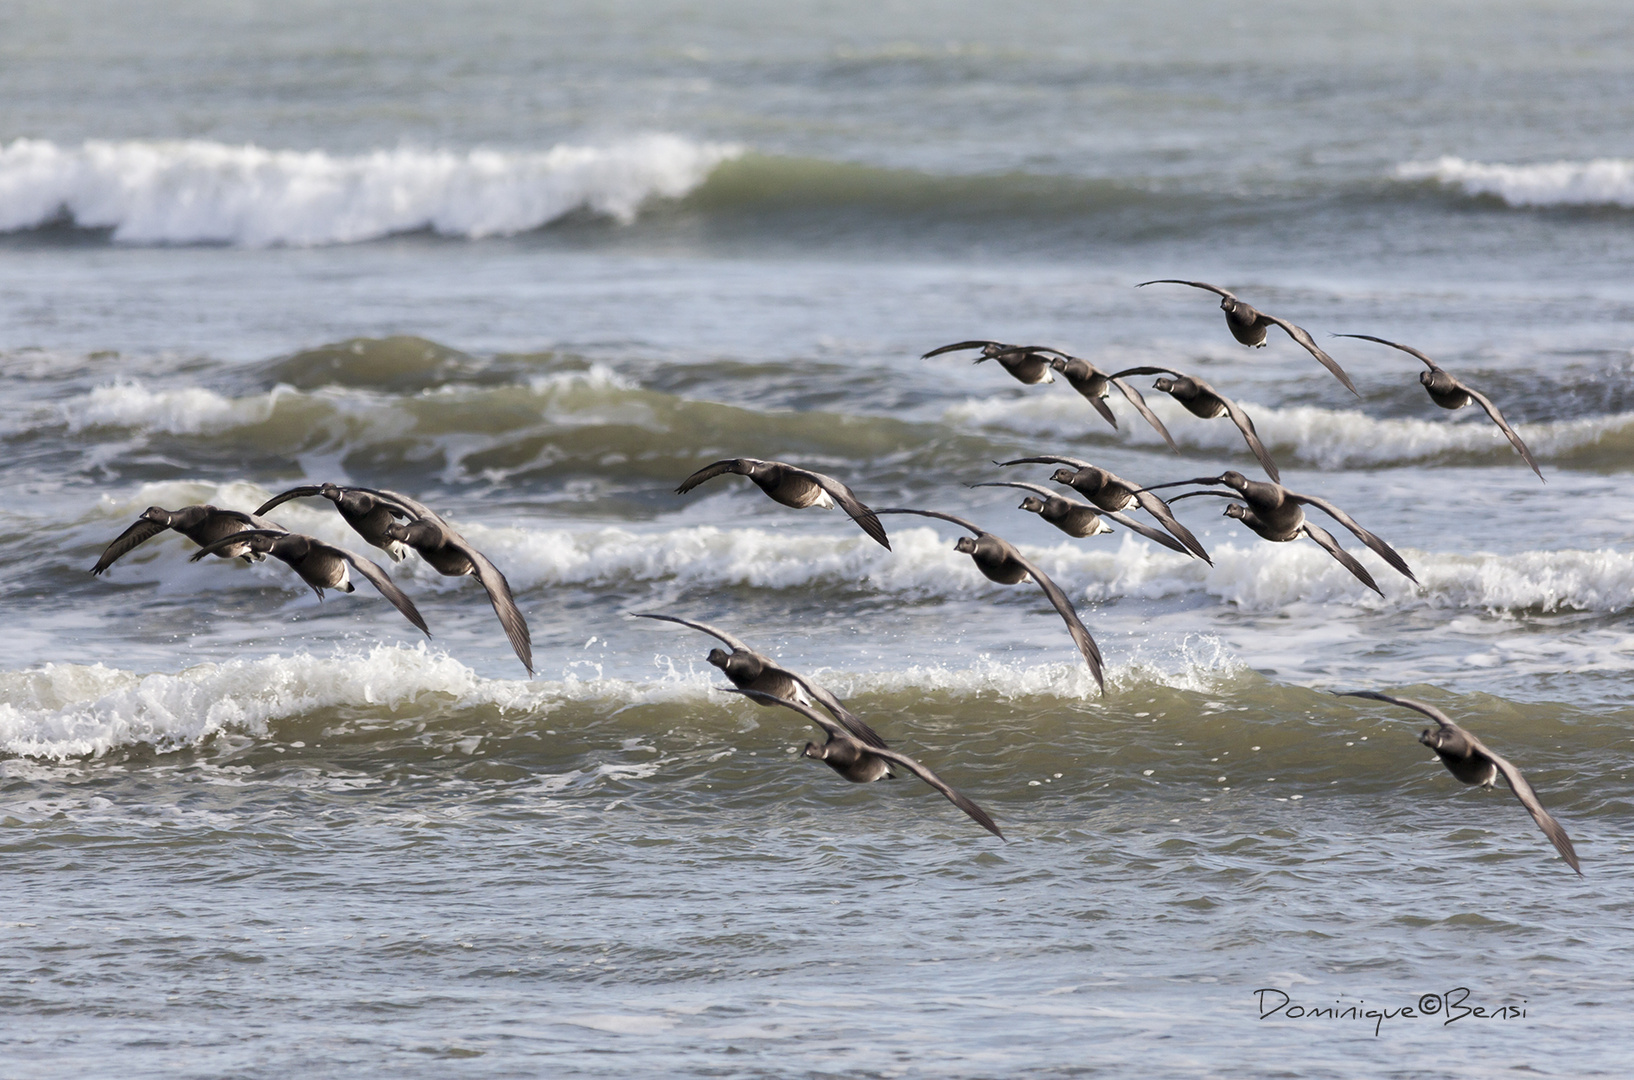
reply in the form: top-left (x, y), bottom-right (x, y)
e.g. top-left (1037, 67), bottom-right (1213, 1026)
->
top-left (1336, 690), bottom-right (1580, 875)
top-left (1150, 471), bottom-right (1417, 594)
top-left (91, 505), bottom-right (285, 575)
top-left (1110, 365), bottom-right (1282, 481)
top-left (996, 455), bottom-right (1210, 563)
top-left (970, 481), bottom-right (1193, 555)
top-left (1335, 334), bottom-right (1543, 481)
top-left (721, 688), bottom-right (1003, 838)
top-left (922, 339), bottom-right (1055, 385)
top-left (634, 612), bottom-right (887, 748)
top-left (189, 528), bottom-right (428, 636)
top-left (1137, 280), bottom-right (1358, 396)
top-left (876, 508), bottom-right (1104, 692)
top-left (255, 483), bottom-right (413, 560)
top-left (675, 458), bottom-right (890, 549)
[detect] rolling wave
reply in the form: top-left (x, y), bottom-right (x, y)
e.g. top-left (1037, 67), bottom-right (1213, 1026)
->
top-left (1397, 156), bottom-right (1634, 209)
top-left (0, 136), bottom-right (740, 246)
top-left (73, 484), bottom-right (1634, 616)
top-left (33, 367), bottom-right (1634, 477)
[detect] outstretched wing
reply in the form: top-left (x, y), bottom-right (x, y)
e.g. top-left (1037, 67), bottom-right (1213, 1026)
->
top-left (253, 485), bottom-right (323, 517)
top-left (1108, 365), bottom-right (1182, 379)
top-left (350, 486), bottom-right (437, 523)
top-left (1485, 746), bottom-right (1582, 875)
top-left (1334, 690), bottom-right (1456, 730)
top-left (1462, 384), bottom-right (1545, 482)
top-left (1105, 511), bottom-right (1191, 555)
top-left (724, 689), bottom-right (1002, 838)
top-left (1332, 333), bottom-right (1440, 372)
top-left (675, 459), bottom-right (756, 495)
top-left (1109, 377), bottom-right (1179, 452)
top-left (1292, 493), bottom-right (1418, 584)
top-left (1004, 545), bottom-right (1105, 693)
top-left (874, 507), bottom-right (984, 536)
top-left (720, 687), bottom-right (849, 740)
top-left (91, 517), bottom-right (171, 575)
top-left (1301, 523), bottom-right (1382, 596)
top-left (333, 545), bottom-right (431, 637)
top-left (1262, 314), bottom-right (1359, 396)
top-left (1136, 280), bottom-right (1238, 301)
top-left (458, 541), bottom-right (533, 676)
top-left (1130, 488), bottom-right (1212, 565)
top-left (633, 612), bottom-right (753, 653)
top-left (971, 480), bottom-right (1058, 501)
top-left (796, 468), bottom-right (891, 550)
top-left (784, 673), bottom-right (890, 750)
top-left (867, 745), bottom-right (1004, 838)
top-left (188, 528), bottom-right (286, 562)
top-left (994, 454), bottom-right (1096, 471)
top-left (922, 340), bottom-right (1002, 358)
top-left (1220, 396), bottom-right (1281, 483)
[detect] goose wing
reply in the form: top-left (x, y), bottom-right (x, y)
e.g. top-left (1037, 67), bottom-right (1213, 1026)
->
top-left (188, 528), bottom-right (286, 561)
top-left (1484, 743), bottom-right (1582, 875)
top-left (1262, 314), bottom-right (1359, 396)
top-left (330, 543), bottom-right (431, 637)
top-left (785, 673), bottom-right (890, 750)
top-left (994, 454), bottom-right (1096, 471)
top-left (971, 480), bottom-right (1062, 501)
top-left (725, 689), bottom-right (1001, 838)
top-left (1109, 377), bottom-right (1179, 451)
top-left (792, 466), bottom-right (891, 549)
top-left (675, 459), bottom-right (758, 495)
top-left (874, 507), bottom-right (984, 536)
top-left (1301, 523), bottom-right (1383, 595)
top-left (633, 612), bottom-right (753, 653)
top-left (1332, 333), bottom-right (1441, 373)
top-left (349, 486), bottom-right (438, 523)
top-left (1004, 544), bottom-right (1105, 693)
top-left (922, 340), bottom-right (1004, 358)
top-left (456, 539), bottom-right (533, 676)
top-left (1130, 487), bottom-right (1212, 565)
top-left (1292, 493), bottom-right (1418, 584)
top-left (1136, 279), bottom-right (1238, 302)
top-left (1461, 383), bottom-right (1545, 482)
top-left (253, 485), bottom-right (324, 517)
top-left (91, 517), bottom-right (172, 575)
top-left (1219, 394), bottom-right (1282, 483)
top-left (1105, 511), bottom-right (1191, 555)
top-left (1334, 690), bottom-right (1456, 730)
top-left (866, 745), bottom-right (1004, 837)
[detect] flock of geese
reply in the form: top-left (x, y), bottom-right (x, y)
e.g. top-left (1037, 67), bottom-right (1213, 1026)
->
top-left (87, 279), bottom-right (1579, 874)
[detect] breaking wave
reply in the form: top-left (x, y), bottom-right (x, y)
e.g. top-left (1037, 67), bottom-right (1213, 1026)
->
top-left (0, 136), bottom-right (741, 246)
top-left (1397, 156), bottom-right (1634, 209)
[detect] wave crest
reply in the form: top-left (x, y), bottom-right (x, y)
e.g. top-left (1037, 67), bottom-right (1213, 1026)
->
top-left (1397, 156), bottom-right (1634, 209)
top-left (0, 136), bottom-right (741, 246)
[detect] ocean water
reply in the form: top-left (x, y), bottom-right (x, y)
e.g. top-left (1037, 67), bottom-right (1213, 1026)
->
top-left (2, 2), bottom-right (1632, 1076)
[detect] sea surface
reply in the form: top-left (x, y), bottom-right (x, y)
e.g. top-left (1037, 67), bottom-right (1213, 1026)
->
top-left (2, 2), bottom-right (1632, 1076)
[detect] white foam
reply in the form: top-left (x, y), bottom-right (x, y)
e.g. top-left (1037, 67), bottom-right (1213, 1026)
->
top-left (943, 392), bottom-right (1632, 468)
top-left (51, 365), bottom-right (634, 437)
top-left (1397, 156), bottom-right (1634, 208)
top-left (0, 136), bottom-right (741, 246)
top-left (0, 644), bottom-right (717, 761)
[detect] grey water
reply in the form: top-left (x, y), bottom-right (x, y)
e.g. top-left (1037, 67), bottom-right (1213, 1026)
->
top-left (2, 2), bottom-right (1633, 1076)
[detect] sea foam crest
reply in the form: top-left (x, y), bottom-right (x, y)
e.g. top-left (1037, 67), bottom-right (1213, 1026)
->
top-left (1397, 156), bottom-right (1634, 208)
top-left (944, 392), bottom-right (1634, 468)
top-left (0, 135), bottom-right (741, 246)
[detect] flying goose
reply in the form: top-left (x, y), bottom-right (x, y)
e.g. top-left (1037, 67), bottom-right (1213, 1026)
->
top-left (876, 508), bottom-right (1104, 692)
top-left (189, 528), bottom-right (428, 636)
top-left (1137, 280), bottom-right (1358, 395)
top-left (634, 612), bottom-right (887, 748)
top-left (721, 688), bottom-right (1002, 838)
top-left (675, 458), bottom-right (890, 549)
top-left (1337, 690), bottom-right (1580, 875)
